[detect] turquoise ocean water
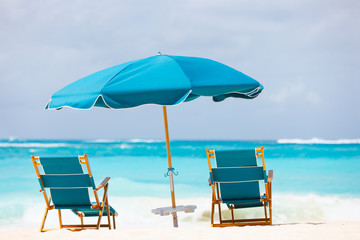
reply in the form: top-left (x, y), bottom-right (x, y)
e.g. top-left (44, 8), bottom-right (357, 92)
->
top-left (0, 138), bottom-right (359, 229)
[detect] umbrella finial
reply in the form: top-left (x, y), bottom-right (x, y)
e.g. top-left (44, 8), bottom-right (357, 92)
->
top-left (158, 51), bottom-right (162, 55)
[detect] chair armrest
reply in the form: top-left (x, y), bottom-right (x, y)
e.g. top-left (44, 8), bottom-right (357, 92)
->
top-left (95, 177), bottom-right (111, 191)
top-left (267, 170), bottom-right (273, 182)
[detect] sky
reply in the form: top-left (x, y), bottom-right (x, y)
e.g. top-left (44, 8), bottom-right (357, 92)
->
top-left (0, 0), bottom-right (359, 140)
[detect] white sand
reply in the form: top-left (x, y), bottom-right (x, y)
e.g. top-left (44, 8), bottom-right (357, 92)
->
top-left (1, 221), bottom-right (359, 240)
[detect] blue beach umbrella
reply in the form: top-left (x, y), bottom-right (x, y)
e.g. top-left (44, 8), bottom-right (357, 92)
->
top-left (46, 54), bottom-right (263, 227)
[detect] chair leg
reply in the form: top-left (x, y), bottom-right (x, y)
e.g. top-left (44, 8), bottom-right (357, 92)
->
top-left (217, 203), bottom-right (222, 224)
top-left (97, 184), bottom-right (108, 229)
top-left (40, 208), bottom-right (49, 232)
top-left (97, 205), bottom-right (105, 229)
top-left (58, 209), bottom-right (63, 229)
top-left (210, 201), bottom-right (215, 226)
top-left (112, 214), bottom-right (116, 229)
top-left (269, 200), bottom-right (272, 225)
top-left (264, 204), bottom-right (268, 221)
top-left (269, 182), bottom-right (273, 225)
top-left (80, 214), bottom-right (84, 229)
top-left (230, 205), bottom-right (235, 223)
top-left (105, 197), bottom-right (111, 229)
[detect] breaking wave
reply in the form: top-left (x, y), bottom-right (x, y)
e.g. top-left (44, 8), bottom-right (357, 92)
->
top-left (126, 139), bottom-right (163, 143)
top-left (0, 143), bottom-right (68, 148)
top-left (277, 138), bottom-right (360, 144)
top-left (84, 139), bottom-right (162, 143)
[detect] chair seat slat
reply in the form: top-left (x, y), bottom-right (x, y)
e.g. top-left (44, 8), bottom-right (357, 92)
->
top-left (212, 166), bottom-right (264, 182)
top-left (41, 174), bottom-right (92, 188)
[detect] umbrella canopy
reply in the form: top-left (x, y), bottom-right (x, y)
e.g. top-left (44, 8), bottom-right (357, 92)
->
top-left (46, 54), bottom-right (263, 227)
top-left (46, 55), bottom-right (263, 110)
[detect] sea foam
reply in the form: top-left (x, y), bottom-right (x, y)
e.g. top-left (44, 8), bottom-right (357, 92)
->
top-left (277, 138), bottom-right (360, 144)
top-left (1, 193), bottom-right (360, 230)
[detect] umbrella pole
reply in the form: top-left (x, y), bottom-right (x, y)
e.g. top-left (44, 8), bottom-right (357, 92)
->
top-left (162, 106), bottom-right (178, 228)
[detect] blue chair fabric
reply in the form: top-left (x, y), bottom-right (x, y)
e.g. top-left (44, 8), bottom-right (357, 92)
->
top-left (206, 147), bottom-right (273, 227)
top-left (32, 154), bottom-right (117, 231)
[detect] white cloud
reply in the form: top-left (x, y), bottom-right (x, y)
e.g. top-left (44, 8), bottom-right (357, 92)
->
top-left (268, 80), bottom-right (322, 105)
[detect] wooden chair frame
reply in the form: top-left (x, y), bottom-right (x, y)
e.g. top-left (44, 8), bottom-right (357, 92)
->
top-left (32, 154), bottom-right (117, 232)
top-left (206, 146), bottom-right (273, 227)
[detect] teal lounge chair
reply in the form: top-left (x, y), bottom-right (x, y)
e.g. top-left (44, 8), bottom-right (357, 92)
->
top-left (32, 154), bottom-right (118, 232)
top-left (206, 146), bottom-right (273, 227)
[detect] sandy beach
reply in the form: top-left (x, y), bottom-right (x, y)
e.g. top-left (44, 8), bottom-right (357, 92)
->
top-left (1, 221), bottom-right (359, 240)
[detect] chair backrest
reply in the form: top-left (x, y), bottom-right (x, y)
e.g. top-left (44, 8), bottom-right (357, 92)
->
top-left (33, 155), bottom-right (97, 208)
top-left (208, 149), bottom-right (266, 201)
top-left (215, 150), bottom-right (257, 167)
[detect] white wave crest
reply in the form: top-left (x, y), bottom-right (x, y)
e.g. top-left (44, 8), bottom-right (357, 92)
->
top-left (118, 143), bottom-right (133, 149)
top-left (277, 137), bottom-right (360, 144)
top-left (127, 139), bottom-right (163, 143)
top-left (85, 138), bottom-right (162, 143)
top-left (85, 139), bottom-right (120, 143)
top-left (0, 143), bottom-right (68, 148)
